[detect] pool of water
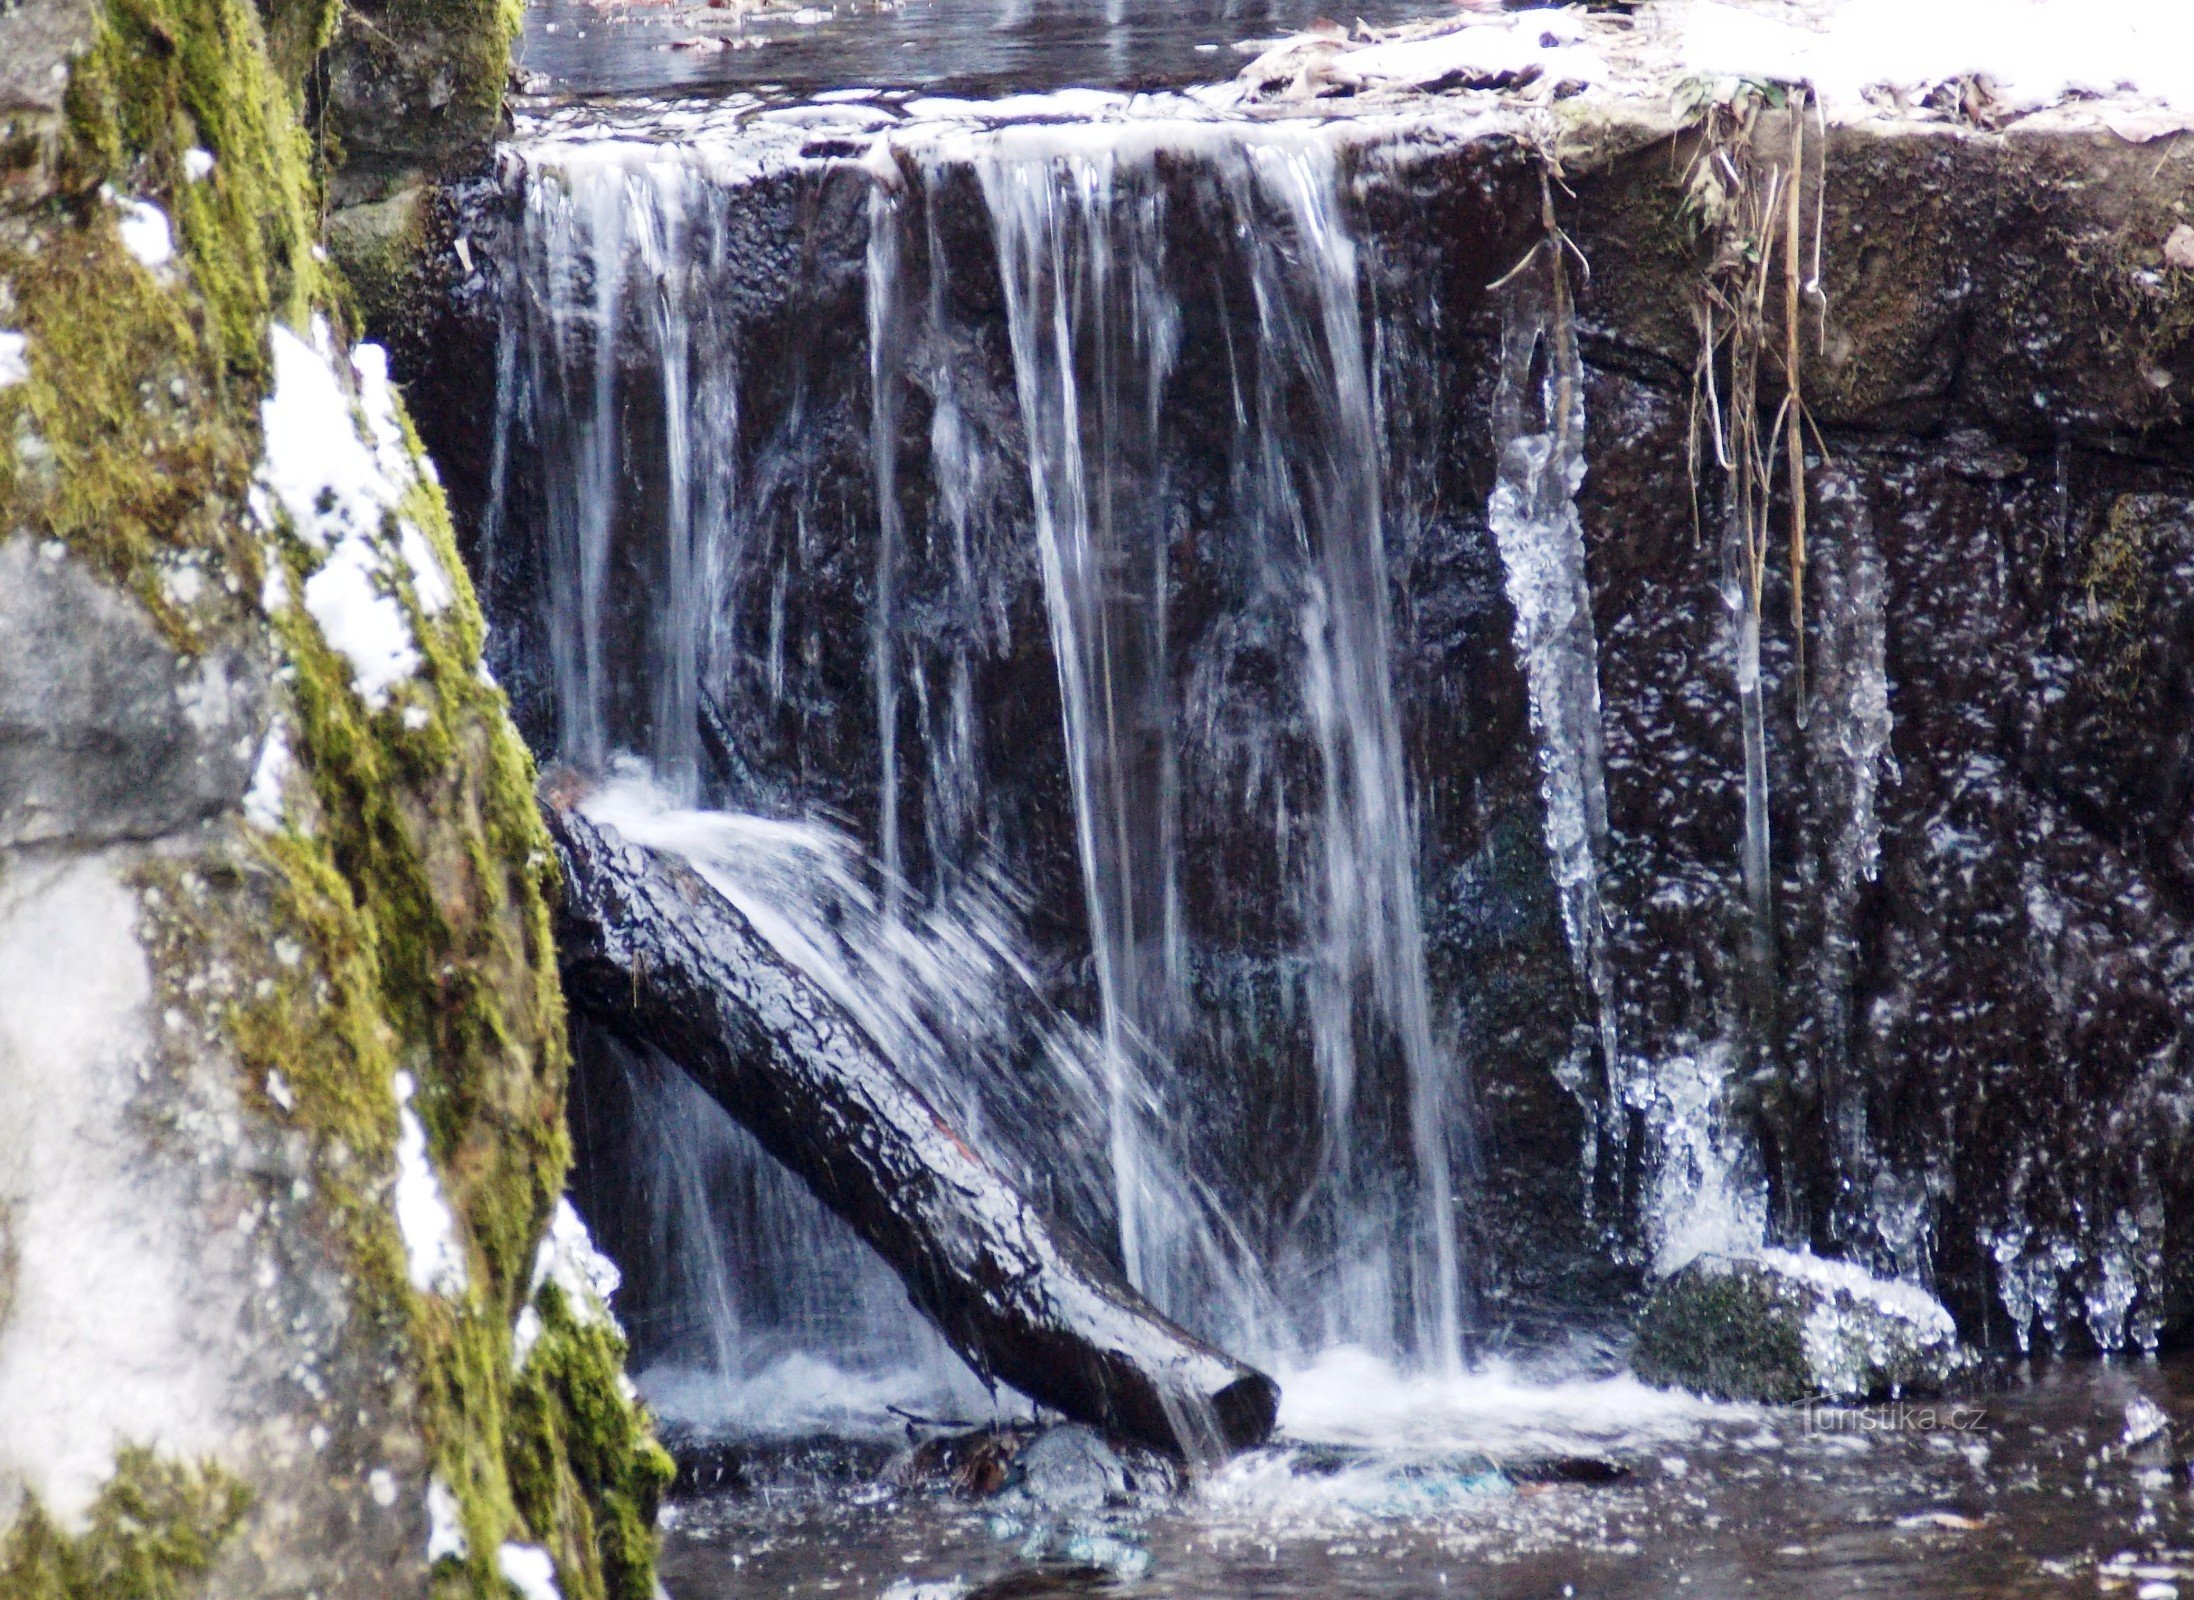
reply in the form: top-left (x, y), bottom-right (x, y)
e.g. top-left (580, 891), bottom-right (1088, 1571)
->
top-left (516, 0), bottom-right (1455, 100)
top-left (656, 1348), bottom-right (2194, 1599)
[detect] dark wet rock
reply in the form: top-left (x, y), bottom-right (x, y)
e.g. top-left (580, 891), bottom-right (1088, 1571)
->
top-left (1516, 1456), bottom-right (1635, 1486)
top-left (1634, 1252), bottom-right (1970, 1403)
top-left (667, 1435), bottom-right (895, 1496)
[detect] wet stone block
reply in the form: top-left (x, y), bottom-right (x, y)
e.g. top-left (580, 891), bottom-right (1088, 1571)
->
top-left (1633, 1249), bottom-right (1971, 1404)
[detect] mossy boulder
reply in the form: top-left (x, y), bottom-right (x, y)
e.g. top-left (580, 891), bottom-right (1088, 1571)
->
top-left (1633, 1251), bottom-right (1970, 1404)
top-left (0, 0), bottom-right (667, 1592)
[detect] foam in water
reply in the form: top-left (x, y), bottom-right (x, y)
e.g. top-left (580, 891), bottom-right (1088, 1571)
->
top-left (1272, 1344), bottom-right (1740, 1460)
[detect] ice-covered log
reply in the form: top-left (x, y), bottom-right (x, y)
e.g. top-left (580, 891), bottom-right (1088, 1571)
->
top-left (541, 795), bottom-right (1280, 1456)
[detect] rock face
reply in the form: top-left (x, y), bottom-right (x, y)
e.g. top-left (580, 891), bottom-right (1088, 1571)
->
top-left (0, 537), bottom-right (265, 848)
top-left (0, 0), bottom-right (666, 1593)
top-left (1633, 1251), bottom-right (1968, 1404)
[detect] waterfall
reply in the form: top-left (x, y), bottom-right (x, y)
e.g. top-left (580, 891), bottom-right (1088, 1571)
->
top-left (971, 125), bottom-right (1466, 1371)
top-left (496, 116), bottom-right (1476, 1406)
top-left (573, 1026), bottom-right (995, 1435)
top-left (867, 170), bottom-right (909, 909)
top-left (502, 147), bottom-right (735, 799)
top-left (975, 134), bottom-right (1184, 1306)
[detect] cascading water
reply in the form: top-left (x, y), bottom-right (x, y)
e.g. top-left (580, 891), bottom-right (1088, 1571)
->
top-left (481, 80), bottom-right (2189, 1438)
top-left (494, 111), bottom-right (1477, 1414)
top-left (964, 124), bottom-right (1466, 1371)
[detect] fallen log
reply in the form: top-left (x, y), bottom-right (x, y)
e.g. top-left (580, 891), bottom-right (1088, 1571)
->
top-left (542, 795), bottom-right (1280, 1456)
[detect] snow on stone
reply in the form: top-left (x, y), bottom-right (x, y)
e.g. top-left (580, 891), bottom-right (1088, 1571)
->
top-left (397, 519), bottom-right (455, 616)
top-left (1754, 1245), bottom-right (1956, 1340)
top-left (259, 321), bottom-right (403, 554)
top-left (530, 1197), bottom-right (621, 1327)
top-left (1683, 0), bottom-right (2194, 121)
top-left (1343, 11), bottom-right (1608, 91)
top-left (302, 529), bottom-right (422, 709)
top-left (497, 1542), bottom-right (564, 1600)
top-left (116, 198), bottom-right (174, 269)
top-left (392, 1070), bottom-right (469, 1297)
top-left (0, 330), bottom-right (27, 389)
top-left (242, 716), bottom-right (294, 831)
top-left (255, 324), bottom-right (438, 709)
top-left (426, 1474), bottom-right (469, 1563)
top-left (183, 147), bottom-right (215, 182)
top-left (511, 1303), bottom-right (545, 1371)
top-left (351, 342), bottom-right (418, 491)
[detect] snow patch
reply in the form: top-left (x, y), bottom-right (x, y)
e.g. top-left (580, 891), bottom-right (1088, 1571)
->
top-left (301, 531), bottom-right (422, 709)
top-left (426, 1474), bottom-right (469, 1563)
top-left (511, 1304), bottom-right (545, 1370)
top-left (1683, 0), bottom-right (2194, 120)
top-left (183, 147), bottom-right (216, 182)
top-left (257, 320), bottom-right (401, 549)
top-left (242, 717), bottom-right (295, 831)
top-left (1343, 12), bottom-right (1607, 90)
top-left (397, 519), bottom-right (455, 616)
top-left (392, 1070), bottom-right (469, 1297)
top-left (530, 1197), bottom-right (620, 1327)
top-left (351, 342), bottom-right (417, 491)
top-left (497, 1542), bottom-right (563, 1600)
top-left (255, 325), bottom-right (429, 709)
top-left (116, 198), bottom-right (174, 268)
top-left (0, 330), bottom-right (27, 389)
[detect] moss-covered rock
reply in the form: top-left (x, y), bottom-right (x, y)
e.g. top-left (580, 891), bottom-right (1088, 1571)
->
top-left (0, 0), bottom-right (663, 1591)
top-left (1633, 1251), bottom-right (1970, 1404)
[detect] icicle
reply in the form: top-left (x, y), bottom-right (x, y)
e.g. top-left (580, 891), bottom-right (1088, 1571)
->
top-left (1487, 228), bottom-right (1620, 1110)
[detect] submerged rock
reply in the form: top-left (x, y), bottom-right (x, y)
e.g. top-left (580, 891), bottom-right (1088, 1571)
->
top-left (1633, 1251), bottom-right (1970, 1403)
top-left (1013, 1426), bottom-right (1129, 1512)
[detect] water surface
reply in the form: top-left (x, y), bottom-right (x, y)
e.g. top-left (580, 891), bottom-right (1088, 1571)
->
top-left (518, 0), bottom-right (1452, 100)
top-left (657, 1351), bottom-right (2194, 1599)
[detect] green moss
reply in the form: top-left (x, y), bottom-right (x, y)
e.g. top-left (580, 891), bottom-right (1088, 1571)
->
top-left (0, 1449), bottom-right (250, 1600)
top-left (0, 0), bottom-right (663, 1590)
top-left (1633, 1265), bottom-right (1811, 1403)
top-left (2074, 492), bottom-right (2178, 724)
top-left (508, 1289), bottom-right (677, 1600)
top-left (0, 0), bottom-right (321, 640)
top-left (327, 183), bottom-right (431, 335)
